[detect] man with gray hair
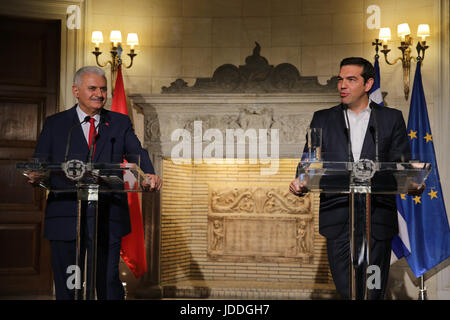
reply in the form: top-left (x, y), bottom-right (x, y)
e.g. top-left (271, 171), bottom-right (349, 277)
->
top-left (31, 65), bottom-right (161, 299)
top-left (73, 65), bottom-right (106, 86)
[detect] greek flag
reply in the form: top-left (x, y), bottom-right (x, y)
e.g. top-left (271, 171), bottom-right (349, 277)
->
top-left (394, 61), bottom-right (450, 276)
top-left (369, 58), bottom-right (383, 105)
top-left (368, 57), bottom-right (411, 263)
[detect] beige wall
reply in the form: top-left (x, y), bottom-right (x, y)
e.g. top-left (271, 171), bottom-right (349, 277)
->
top-left (82, 0), bottom-right (443, 154)
top-left (83, 0), bottom-right (436, 110)
top-left (81, 0), bottom-right (450, 300)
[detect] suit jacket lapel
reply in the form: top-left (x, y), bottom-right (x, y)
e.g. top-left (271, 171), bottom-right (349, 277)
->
top-left (93, 109), bottom-right (112, 162)
top-left (333, 104), bottom-right (353, 161)
top-left (360, 102), bottom-right (378, 160)
top-left (67, 105), bottom-right (90, 159)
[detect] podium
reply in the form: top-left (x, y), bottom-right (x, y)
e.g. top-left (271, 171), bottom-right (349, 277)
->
top-left (297, 158), bottom-right (432, 300)
top-left (16, 158), bottom-right (150, 300)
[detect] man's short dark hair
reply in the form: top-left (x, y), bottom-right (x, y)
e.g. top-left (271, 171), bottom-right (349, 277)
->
top-left (340, 57), bottom-right (375, 84)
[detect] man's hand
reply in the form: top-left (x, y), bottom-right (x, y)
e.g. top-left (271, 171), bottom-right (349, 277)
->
top-left (142, 174), bottom-right (162, 192)
top-left (407, 182), bottom-right (425, 196)
top-left (26, 171), bottom-right (46, 186)
top-left (289, 177), bottom-right (308, 195)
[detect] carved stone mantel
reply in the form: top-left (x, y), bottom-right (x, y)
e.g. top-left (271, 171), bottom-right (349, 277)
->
top-left (131, 43), bottom-right (340, 174)
top-left (130, 44), bottom-right (341, 299)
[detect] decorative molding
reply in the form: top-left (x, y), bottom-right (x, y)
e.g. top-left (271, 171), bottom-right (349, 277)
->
top-left (162, 42), bottom-right (337, 94)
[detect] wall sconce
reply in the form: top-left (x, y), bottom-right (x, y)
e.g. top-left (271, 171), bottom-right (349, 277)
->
top-left (372, 23), bottom-right (430, 100)
top-left (91, 30), bottom-right (139, 92)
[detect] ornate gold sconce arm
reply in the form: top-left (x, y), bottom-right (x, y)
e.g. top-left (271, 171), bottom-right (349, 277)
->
top-left (380, 46), bottom-right (401, 66)
top-left (90, 31), bottom-right (139, 94)
top-left (397, 36), bottom-right (416, 100)
top-left (373, 25), bottom-right (430, 101)
top-left (92, 44), bottom-right (137, 94)
top-left (125, 50), bottom-right (137, 69)
top-left (92, 48), bottom-right (109, 68)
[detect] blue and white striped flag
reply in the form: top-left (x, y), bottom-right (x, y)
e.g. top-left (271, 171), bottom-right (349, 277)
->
top-left (369, 58), bottom-right (383, 105)
top-left (369, 57), bottom-right (413, 263)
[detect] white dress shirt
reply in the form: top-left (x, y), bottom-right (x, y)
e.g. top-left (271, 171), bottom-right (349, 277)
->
top-left (76, 105), bottom-right (100, 145)
top-left (344, 102), bottom-right (371, 162)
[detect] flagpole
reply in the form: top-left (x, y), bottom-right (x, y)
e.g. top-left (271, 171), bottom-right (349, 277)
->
top-left (410, 59), bottom-right (426, 301)
top-left (418, 275), bottom-right (427, 300)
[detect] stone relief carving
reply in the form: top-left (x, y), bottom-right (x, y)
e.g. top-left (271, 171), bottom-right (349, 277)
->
top-left (207, 216), bottom-right (314, 260)
top-left (237, 107), bottom-right (274, 130)
top-left (183, 114), bottom-right (240, 133)
top-left (210, 187), bottom-right (312, 214)
top-left (145, 118), bottom-right (161, 143)
top-left (210, 218), bottom-right (225, 252)
top-left (162, 42), bottom-right (337, 94)
top-left (296, 219), bottom-right (309, 254)
top-left (207, 185), bottom-right (314, 262)
top-left (265, 190), bottom-right (312, 214)
top-left (272, 115), bottom-right (310, 144)
top-left (211, 188), bottom-right (253, 213)
top-left (144, 107), bottom-right (310, 147)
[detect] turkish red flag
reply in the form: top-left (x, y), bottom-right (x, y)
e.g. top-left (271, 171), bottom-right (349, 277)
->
top-left (112, 65), bottom-right (147, 278)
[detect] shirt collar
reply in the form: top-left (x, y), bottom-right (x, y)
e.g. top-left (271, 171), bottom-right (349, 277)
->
top-left (347, 101), bottom-right (371, 116)
top-left (76, 104), bottom-right (100, 123)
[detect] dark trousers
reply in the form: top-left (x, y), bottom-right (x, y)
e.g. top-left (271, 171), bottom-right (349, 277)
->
top-left (49, 204), bottom-right (124, 300)
top-left (326, 231), bottom-right (392, 299)
top-left (326, 195), bottom-right (392, 300)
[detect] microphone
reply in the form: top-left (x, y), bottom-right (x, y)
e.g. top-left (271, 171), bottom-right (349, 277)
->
top-left (64, 116), bottom-right (90, 162)
top-left (110, 137), bottom-right (116, 163)
top-left (342, 104), bottom-right (353, 164)
top-left (369, 105), bottom-right (379, 163)
top-left (88, 115), bottom-right (104, 164)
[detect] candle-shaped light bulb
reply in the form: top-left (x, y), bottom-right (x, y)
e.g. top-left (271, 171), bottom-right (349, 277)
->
top-left (397, 23), bottom-right (410, 41)
top-left (378, 27), bottom-right (391, 44)
top-left (417, 24), bottom-right (430, 42)
top-left (91, 31), bottom-right (103, 48)
top-left (110, 30), bottom-right (122, 47)
top-left (127, 33), bottom-right (139, 50)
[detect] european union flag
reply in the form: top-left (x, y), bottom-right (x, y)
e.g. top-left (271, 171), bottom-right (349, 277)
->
top-left (396, 61), bottom-right (450, 277)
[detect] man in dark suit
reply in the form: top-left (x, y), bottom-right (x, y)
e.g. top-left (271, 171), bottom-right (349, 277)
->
top-left (30, 66), bottom-right (161, 299)
top-left (289, 57), bottom-right (417, 299)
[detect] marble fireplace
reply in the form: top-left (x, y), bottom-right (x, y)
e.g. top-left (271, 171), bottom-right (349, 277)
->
top-left (130, 45), bottom-right (342, 299)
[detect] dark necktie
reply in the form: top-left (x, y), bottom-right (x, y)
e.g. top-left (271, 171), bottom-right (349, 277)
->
top-left (88, 117), bottom-right (97, 155)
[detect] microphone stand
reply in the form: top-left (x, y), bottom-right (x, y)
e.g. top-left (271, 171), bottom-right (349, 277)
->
top-left (343, 105), bottom-right (359, 299)
top-left (363, 105), bottom-right (379, 299)
top-left (63, 115), bottom-right (90, 299)
top-left (86, 116), bottom-right (103, 300)
top-left (77, 115), bottom-right (103, 299)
